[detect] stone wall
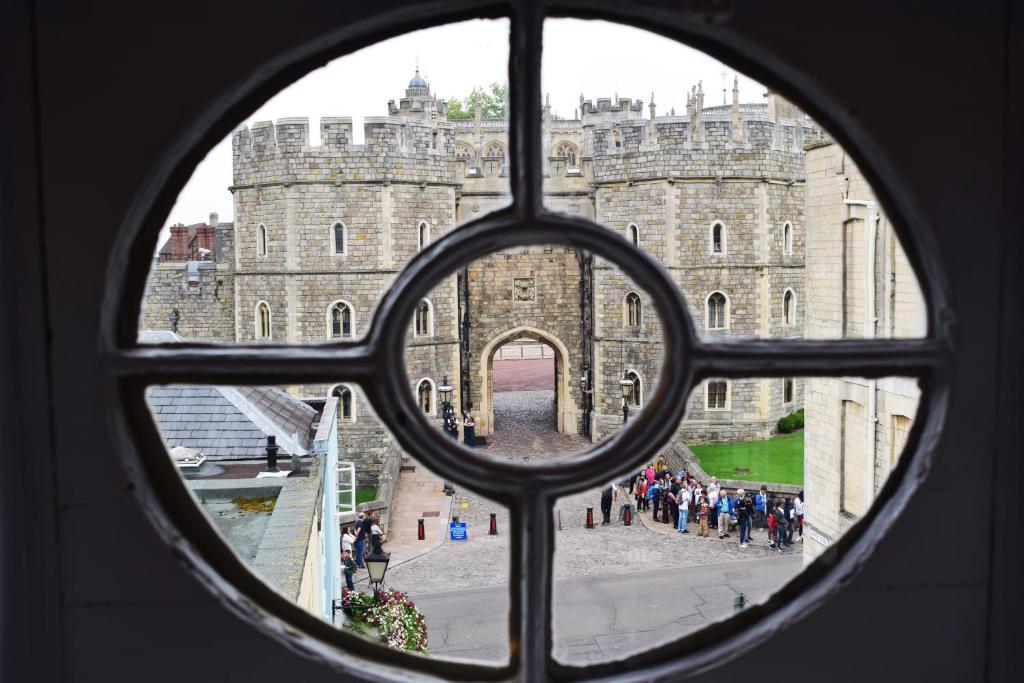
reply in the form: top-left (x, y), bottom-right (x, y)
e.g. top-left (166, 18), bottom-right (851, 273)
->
top-left (140, 260), bottom-right (235, 341)
top-left (802, 140), bottom-right (926, 563)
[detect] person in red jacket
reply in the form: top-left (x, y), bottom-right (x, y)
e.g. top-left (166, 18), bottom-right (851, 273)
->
top-left (767, 503), bottom-right (778, 549)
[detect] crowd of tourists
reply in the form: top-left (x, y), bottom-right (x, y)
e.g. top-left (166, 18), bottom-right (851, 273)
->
top-left (622, 461), bottom-right (804, 551)
top-left (340, 510), bottom-right (384, 590)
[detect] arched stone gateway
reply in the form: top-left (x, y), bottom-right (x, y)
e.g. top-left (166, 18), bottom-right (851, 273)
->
top-left (477, 326), bottom-right (576, 437)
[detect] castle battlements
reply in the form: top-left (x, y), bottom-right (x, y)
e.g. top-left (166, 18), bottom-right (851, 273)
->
top-left (231, 116), bottom-right (458, 187)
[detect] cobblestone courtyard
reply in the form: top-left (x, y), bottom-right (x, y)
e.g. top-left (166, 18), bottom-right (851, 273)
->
top-left (382, 389), bottom-right (803, 662)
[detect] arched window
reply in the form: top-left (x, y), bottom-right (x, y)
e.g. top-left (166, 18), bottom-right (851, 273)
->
top-left (711, 222), bottom-right (725, 254)
top-left (256, 223), bottom-right (268, 257)
top-left (484, 142), bottom-right (506, 165)
top-left (328, 300), bottom-right (354, 339)
top-left (331, 222), bottom-right (346, 255)
top-left (783, 288), bottom-right (796, 325)
top-left (707, 291), bottom-right (728, 330)
top-left (625, 292), bottom-right (642, 327)
top-left (783, 221), bottom-right (793, 255)
top-left (330, 384), bottom-right (354, 421)
top-left (417, 221), bottom-right (430, 251)
top-left (554, 141), bottom-right (579, 166)
top-left (454, 142), bottom-right (473, 161)
top-left (625, 370), bottom-right (642, 407)
top-left (628, 223), bottom-right (640, 247)
top-left (706, 380), bottom-right (729, 410)
top-left (417, 379), bottom-right (434, 415)
top-left (414, 299), bottom-right (433, 337)
top-left (255, 301), bottom-right (271, 340)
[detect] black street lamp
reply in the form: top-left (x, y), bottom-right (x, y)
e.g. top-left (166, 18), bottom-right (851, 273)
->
top-left (619, 374), bottom-right (633, 425)
top-left (439, 375), bottom-right (454, 416)
top-left (365, 549), bottom-right (391, 602)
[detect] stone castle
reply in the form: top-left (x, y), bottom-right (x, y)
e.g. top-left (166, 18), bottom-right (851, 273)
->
top-left (143, 68), bottom-right (814, 486)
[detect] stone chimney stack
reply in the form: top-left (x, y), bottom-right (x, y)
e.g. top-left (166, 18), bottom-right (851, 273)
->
top-left (209, 211), bottom-right (219, 227)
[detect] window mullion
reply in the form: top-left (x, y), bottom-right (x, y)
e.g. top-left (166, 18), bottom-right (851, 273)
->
top-left (514, 493), bottom-right (554, 681)
top-left (690, 338), bottom-right (946, 376)
top-left (109, 345), bottom-right (376, 384)
top-left (508, 0), bottom-right (544, 218)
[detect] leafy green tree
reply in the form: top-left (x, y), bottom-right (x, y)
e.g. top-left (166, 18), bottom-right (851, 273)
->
top-left (446, 83), bottom-right (508, 120)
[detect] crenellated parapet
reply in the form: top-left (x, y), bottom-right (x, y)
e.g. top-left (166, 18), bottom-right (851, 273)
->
top-left (231, 116), bottom-right (458, 189)
top-left (587, 103), bottom-right (815, 183)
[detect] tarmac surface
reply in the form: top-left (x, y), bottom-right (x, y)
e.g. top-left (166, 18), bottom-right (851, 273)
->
top-left (379, 383), bottom-right (806, 664)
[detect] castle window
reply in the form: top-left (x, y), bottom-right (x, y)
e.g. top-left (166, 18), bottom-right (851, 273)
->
top-left (706, 380), bottom-right (729, 410)
top-left (417, 221), bottom-right (430, 252)
top-left (454, 142), bottom-right (473, 161)
top-left (255, 301), bottom-right (271, 340)
top-left (329, 301), bottom-right (354, 339)
top-left (783, 221), bottom-right (793, 255)
top-left (417, 379), bottom-right (435, 415)
top-left (783, 288), bottom-right (796, 325)
top-left (625, 292), bottom-right (642, 327)
top-left (707, 291), bottom-right (729, 330)
top-left (554, 141), bottom-right (579, 167)
top-left (414, 299), bottom-right (433, 337)
top-left (484, 141), bottom-right (506, 165)
top-left (331, 384), bottom-right (355, 422)
top-left (711, 222), bottom-right (725, 254)
top-left (256, 224), bottom-right (268, 257)
top-left (628, 223), bottom-right (640, 247)
top-left (625, 370), bottom-right (642, 407)
top-left (332, 222), bottom-right (346, 255)
top-left (784, 378), bottom-right (794, 404)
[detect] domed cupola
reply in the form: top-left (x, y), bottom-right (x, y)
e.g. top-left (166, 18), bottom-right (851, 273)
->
top-left (408, 68), bottom-right (428, 89)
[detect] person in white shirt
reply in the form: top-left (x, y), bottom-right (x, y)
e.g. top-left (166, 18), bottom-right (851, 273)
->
top-left (708, 485), bottom-right (720, 532)
top-left (794, 492), bottom-right (805, 541)
top-left (341, 525), bottom-right (355, 555)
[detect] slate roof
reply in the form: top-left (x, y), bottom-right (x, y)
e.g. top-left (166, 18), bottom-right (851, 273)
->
top-left (146, 385), bottom-right (318, 460)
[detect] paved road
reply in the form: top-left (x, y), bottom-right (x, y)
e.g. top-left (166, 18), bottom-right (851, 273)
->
top-left (493, 358), bottom-right (553, 391)
top-left (412, 554), bottom-right (802, 663)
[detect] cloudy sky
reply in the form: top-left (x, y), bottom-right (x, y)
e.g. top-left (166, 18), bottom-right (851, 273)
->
top-left (162, 18), bottom-right (767, 240)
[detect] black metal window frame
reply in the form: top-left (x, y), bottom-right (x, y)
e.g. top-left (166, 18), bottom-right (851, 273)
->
top-left (100, 2), bottom-right (953, 681)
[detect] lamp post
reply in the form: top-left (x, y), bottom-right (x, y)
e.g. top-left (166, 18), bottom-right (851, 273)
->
top-left (438, 375), bottom-right (457, 495)
top-left (619, 374), bottom-right (633, 425)
top-left (365, 549), bottom-right (391, 602)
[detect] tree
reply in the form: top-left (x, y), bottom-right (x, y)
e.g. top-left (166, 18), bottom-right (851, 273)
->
top-left (446, 83), bottom-right (508, 120)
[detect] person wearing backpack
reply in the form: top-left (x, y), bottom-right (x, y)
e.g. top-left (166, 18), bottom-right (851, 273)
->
top-left (717, 490), bottom-right (731, 539)
top-left (774, 502), bottom-right (790, 549)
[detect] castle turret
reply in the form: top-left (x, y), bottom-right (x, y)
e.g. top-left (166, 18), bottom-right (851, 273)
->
top-left (731, 76), bottom-right (744, 142)
top-left (387, 65), bottom-right (446, 119)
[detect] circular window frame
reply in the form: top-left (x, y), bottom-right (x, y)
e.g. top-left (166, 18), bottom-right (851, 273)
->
top-left (100, 2), bottom-right (953, 682)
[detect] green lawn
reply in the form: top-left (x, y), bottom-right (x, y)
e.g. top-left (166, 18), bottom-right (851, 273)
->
top-left (356, 487), bottom-right (378, 505)
top-left (690, 431), bottom-right (804, 485)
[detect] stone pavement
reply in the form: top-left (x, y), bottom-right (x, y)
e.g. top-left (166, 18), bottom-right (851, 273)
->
top-left (382, 455), bottom-right (453, 568)
top-left (381, 393), bottom-right (804, 663)
top-left (481, 389), bottom-right (591, 461)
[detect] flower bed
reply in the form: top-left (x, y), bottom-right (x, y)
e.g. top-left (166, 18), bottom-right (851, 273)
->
top-left (341, 588), bottom-right (429, 653)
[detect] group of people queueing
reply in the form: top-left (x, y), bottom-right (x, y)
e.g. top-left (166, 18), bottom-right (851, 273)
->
top-left (630, 461), bottom-right (804, 551)
top-left (340, 510), bottom-right (383, 590)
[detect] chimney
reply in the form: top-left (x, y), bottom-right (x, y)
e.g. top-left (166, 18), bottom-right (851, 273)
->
top-left (265, 435), bottom-right (279, 472)
top-left (209, 211), bottom-right (219, 227)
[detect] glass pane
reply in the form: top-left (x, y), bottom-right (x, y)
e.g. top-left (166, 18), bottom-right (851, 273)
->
top-left (551, 375), bottom-right (921, 664)
top-left (541, 18), bottom-right (927, 341)
top-left (144, 382), bottom-right (510, 663)
top-left (138, 19), bottom-right (510, 344)
top-left (402, 244), bottom-right (665, 462)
